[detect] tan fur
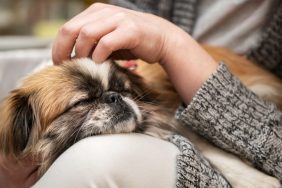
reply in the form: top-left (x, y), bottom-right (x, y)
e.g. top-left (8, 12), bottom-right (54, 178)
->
top-left (0, 61), bottom-right (92, 157)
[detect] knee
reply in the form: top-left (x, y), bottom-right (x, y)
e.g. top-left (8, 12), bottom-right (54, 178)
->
top-left (33, 134), bottom-right (179, 188)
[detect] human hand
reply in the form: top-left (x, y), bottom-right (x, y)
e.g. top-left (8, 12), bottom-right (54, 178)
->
top-left (0, 154), bottom-right (39, 188)
top-left (52, 3), bottom-right (218, 103)
top-left (52, 3), bottom-right (187, 65)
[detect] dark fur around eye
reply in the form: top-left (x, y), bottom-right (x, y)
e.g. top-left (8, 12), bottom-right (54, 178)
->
top-left (67, 65), bottom-right (104, 99)
top-left (111, 63), bottom-right (158, 102)
top-left (109, 71), bottom-right (128, 92)
top-left (57, 97), bottom-right (96, 120)
top-left (120, 89), bottom-right (132, 97)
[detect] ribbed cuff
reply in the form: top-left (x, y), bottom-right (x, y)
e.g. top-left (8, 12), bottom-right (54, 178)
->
top-left (175, 63), bottom-right (282, 179)
top-left (168, 134), bottom-right (231, 188)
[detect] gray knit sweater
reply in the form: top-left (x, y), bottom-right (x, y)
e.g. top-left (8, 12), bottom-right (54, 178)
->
top-left (111, 0), bottom-right (282, 187)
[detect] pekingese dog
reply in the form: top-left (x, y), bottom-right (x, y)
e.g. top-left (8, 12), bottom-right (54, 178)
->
top-left (0, 47), bottom-right (281, 187)
top-left (0, 58), bottom-right (173, 175)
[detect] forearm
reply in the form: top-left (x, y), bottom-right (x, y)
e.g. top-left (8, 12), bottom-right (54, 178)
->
top-left (176, 63), bottom-right (282, 180)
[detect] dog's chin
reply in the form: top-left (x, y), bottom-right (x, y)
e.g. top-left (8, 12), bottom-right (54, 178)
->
top-left (106, 116), bottom-right (139, 134)
top-left (84, 114), bottom-right (139, 136)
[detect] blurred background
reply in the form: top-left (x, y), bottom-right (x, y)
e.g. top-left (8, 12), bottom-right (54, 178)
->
top-left (0, 0), bottom-right (108, 50)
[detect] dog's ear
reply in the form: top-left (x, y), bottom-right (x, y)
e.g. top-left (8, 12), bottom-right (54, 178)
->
top-left (0, 90), bottom-right (34, 156)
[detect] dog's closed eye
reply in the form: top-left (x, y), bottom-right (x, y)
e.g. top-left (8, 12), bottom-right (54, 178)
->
top-left (72, 98), bottom-right (96, 107)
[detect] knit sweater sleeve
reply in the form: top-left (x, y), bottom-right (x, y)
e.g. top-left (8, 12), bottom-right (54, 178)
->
top-left (109, 0), bottom-right (169, 17)
top-left (110, 0), bottom-right (146, 12)
top-left (175, 63), bottom-right (282, 181)
top-left (109, 0), bottom-right (197, 34)
top-left (247, 2), bottom-right (282, 79)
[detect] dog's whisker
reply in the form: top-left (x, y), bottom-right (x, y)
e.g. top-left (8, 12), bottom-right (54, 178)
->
top-left (72, 125), bottom-right (84, 144)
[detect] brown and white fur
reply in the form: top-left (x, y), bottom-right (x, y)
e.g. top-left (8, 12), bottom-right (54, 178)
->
top-left (0, 45), bottom-right (281, 187)
top-left (0, 58), bottom-right (174, 175)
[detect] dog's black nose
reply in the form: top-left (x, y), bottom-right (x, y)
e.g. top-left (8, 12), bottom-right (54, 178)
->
top-left (104, 92), bottom-right (122, 104)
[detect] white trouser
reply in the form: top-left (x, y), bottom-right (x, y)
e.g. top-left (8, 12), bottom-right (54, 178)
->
top-left (33, 134), bottom-right (179, 188)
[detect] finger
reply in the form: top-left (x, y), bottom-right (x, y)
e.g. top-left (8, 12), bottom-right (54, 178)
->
top-left (92, 27), bottom-right (139, 63)
top-left (52, 4), bottom-right (115, 65)
top-left (74, 13), bottom-right (125, 58)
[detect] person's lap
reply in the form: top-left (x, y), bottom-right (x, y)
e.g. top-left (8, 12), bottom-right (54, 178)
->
top-left (33, 133), bottom-right (179, 188)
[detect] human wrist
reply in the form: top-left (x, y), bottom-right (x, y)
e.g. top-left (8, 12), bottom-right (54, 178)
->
top-left (159, 26), bottom-right (191, 67)
top-left (159, 29), bottom-right (218, 103)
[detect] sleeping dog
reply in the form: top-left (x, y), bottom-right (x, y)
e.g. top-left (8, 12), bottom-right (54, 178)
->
top-left (0, 47), bottom-right (281, 187)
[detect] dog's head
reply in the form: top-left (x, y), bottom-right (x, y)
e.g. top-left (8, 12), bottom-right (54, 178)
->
top-left (0, 58), bottom-right (165, 160)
